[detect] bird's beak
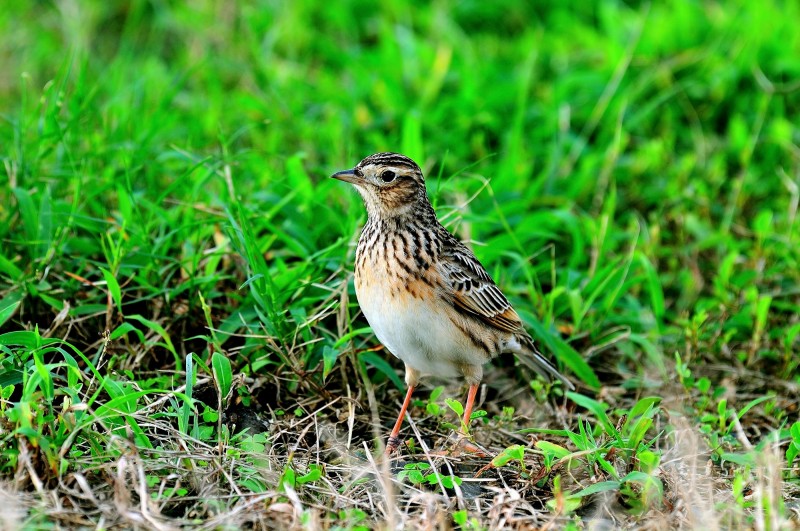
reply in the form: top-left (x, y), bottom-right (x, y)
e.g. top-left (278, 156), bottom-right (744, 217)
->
top-left (331, 168), bottom-right (360, 184)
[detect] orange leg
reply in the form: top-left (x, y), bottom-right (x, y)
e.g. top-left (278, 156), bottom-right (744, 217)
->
top-left (430, 384), bottom-right (488, 458)
top-left (461, 384), bottom-right (479, 431)
top-left (386, 385), bottom-right (415, 454)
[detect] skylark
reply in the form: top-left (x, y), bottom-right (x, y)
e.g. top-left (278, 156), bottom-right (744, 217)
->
top-left (332, 152), bottom-right (573, 454)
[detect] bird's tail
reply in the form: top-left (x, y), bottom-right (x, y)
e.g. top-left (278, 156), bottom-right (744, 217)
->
top-left (515, 333), bottom-right (575, 391)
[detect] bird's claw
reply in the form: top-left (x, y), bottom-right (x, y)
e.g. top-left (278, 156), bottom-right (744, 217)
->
top-left (385, 435), bottom-right (403, 455)
top-left (447, 432), bottom-right (490, 458)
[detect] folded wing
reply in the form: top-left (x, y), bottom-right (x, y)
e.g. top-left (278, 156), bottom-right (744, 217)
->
top-left (439, 234), bottom-right (574, 389)
top-left (441, 238), bottom-right (523, 333)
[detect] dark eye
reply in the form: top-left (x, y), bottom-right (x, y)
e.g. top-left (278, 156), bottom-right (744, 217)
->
top-left (380, 170), bottom-right (396, 183)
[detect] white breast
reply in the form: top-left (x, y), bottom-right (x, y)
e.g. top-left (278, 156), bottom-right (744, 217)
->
top-left (355, 264), bottom-right (488, 379)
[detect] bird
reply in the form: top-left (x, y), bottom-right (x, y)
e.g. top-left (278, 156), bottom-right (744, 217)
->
top-left (331, 152), bottom-right (573, 455)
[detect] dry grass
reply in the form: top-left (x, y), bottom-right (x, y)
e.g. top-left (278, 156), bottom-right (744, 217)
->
top-left (4, 358), bottom-right (797, 530)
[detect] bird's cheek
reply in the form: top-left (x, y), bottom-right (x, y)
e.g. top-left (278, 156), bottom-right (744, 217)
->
top-left (354, 186), bottom-right (372, 202)
top-left (356, 188), bottom-right (383, 212)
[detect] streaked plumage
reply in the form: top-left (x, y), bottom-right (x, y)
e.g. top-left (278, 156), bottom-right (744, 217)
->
top-left (332, 152), bottom-right (572, 454)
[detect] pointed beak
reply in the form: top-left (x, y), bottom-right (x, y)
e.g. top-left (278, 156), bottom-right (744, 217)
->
top-left (331, 168), bottom-right (360, 184)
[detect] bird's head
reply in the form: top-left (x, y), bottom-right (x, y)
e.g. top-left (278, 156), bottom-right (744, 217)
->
top-left (331, 152), bottom-right (428, 219)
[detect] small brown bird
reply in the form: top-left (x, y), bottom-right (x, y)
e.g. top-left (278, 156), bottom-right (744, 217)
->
top-left (332, 152), bottom-right (573, 454)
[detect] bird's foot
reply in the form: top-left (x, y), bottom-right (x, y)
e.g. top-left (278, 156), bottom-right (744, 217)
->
top-left (427, 432), bottom-right (490, 458)
top-left (385, 435), bottom-right (403, 456)
top-left (451, 433), bottom-right (490, 458)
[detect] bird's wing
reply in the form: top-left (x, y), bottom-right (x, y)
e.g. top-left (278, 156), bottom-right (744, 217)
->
top-left (440, 231), bottom-right (574, 390)
top-left (440, 235), bottom-right (523, 333)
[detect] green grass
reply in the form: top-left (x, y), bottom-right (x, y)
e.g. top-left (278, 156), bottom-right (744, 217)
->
top-left (1, 0), bottom-right (799, 528)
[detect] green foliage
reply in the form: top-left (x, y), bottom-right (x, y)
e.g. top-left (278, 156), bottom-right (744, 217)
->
top-left (211, 351), bottom-right (233, 403)
top-left (445, 398), bottom-right (464, 417)
top-left (788, 422), bottom-right (800, 471)
top-left (279, 462), bottom-right (324, 492)
top-left (398, 462), bottom-right (463, 489)
top-left (423, 386), bottom-right (445, 416)
top-left (491, 444), bottom-right (526, 469)
top-left (452, 509), bottom-right (484, 530)
top-left (522, 394), bottom-right (666, 510)
top-left (0, 0), bottom-right (798, 527)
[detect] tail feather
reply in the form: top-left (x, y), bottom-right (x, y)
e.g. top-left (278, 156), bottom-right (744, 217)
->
top-left (514, 333), bottom-right (575, 390)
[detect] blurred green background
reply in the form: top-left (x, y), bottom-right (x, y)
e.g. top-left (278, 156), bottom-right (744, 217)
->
top-left (2, 0), bottom-right (798, 377)
top-left (1, 0), bottom-right (799, 526)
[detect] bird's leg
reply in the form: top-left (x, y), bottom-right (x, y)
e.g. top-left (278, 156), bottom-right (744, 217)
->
top-left (385, 385), bottom-right (415, 455)
top-left (461, 383), bottom-right (479, 433)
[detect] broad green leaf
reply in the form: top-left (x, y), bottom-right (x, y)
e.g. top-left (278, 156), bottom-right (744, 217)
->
top-left (0, 331), bottom-right (57, 349)
top-left (492, 444), bottom-right (525, 467)
top-left (735, 395), bottom-right (773, 422)
top-left (360, 351), bottom-right (404, 390)
top-left (32, 350), bottom-right (54, 401)
top-left (322, 345), bottom-right (339, 380)
top-left (569, 480), bottom-right (621, 499)
top-left (525, 318), bottom-right (600, 389)
top-left (535, 440), bottom-right (571, 459)
top-left (627, 397), bottom-right (662, 420)
top-left (437, 475), bottom-right (462, 489)
top-left (634, 251), bottom-right (665, 321)
top-left (429, 386), bottom-right (444, 402)
top-left (720, 452), bottom-right (755, 466)
top-left (212, 351), bottom-right (233, 401)
top-left (100, 267), bottom-right (123, 315)
top-left (110, 322), bottom-right (145, 342)
top-left (297, 465), bottom-right (323, 485)
top-left (566, 392), bottom-right (616, 436)
top-left (0, 253), bottom-right (23, 279)
top-left (333, 327), bottom-right (373, 348)
top-left (0, 292), bottom-right (23, 328)
top-left (180, 353), bottom-right (195, 435)
top-left (445, 398), bottom-right (464, 416)
top-left (279, 466), bottom-right (296, 491)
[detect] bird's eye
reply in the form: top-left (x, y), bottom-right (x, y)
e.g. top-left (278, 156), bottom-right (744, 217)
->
top-left (380, 170), bottom-right (396, 183)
